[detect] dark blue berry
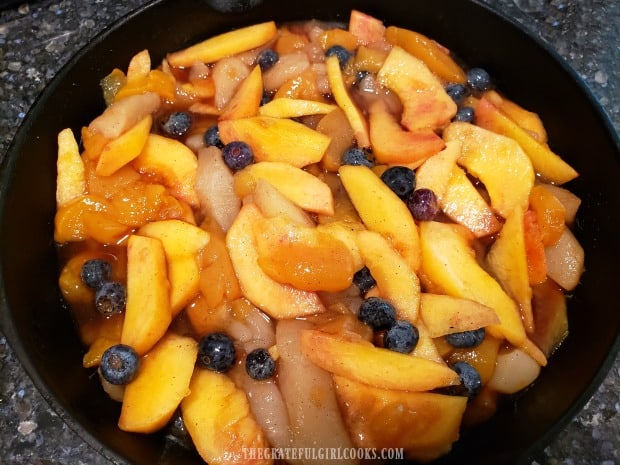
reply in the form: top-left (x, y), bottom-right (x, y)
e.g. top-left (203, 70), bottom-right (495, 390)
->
top-left (358, 297), bottom-right (397, 330)
top-left (384, 320), bottom-right (419, 354)
top-left (353, 266), bottom-right (376, 296)
top-left (260, 90), bottom-right (274, 106)
top-left (100, 344), bottom-right (139, 385)
top-left (445, 328), bottom-right (486, 348)
top-left (407, 188), bottom-right (439, 221)
top-left (342, 147), bottom-right (374, 167)
top-left (467, 67), bottom-right (492, 92)
top-left (245, 348), bottom-right (276, 380)
top-left (81, 259), bottom-right (112, 290)
top-left (451, 361), bottom-right (482, 398)
top-left (380, 166), bottom-right (416, 199)
top-left (257, 48), bottom-right (279, 71)
top-left (326, 45), bottom-right (352, 69)
top-left (445, 83), bottom-right (468, 103)
top-left (454, 106), bottom-right (475, 123)
top-left (204, 124), bottom-right (224, 148)
top-left (95, 281), bottom-right (126, 316)
top-left (222, 141), bottom-right (254, 171)
top-left (198, 333), bottom-right (236, 372)
top-left (161, 111), bottom-right (193, 138)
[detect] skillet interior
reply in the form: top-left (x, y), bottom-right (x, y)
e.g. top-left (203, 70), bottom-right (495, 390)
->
top-left (1, 0), bottom-right (619, 464)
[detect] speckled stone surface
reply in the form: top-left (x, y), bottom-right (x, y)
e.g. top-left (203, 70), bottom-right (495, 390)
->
top-left (0, 0), bottom-right (618, 464)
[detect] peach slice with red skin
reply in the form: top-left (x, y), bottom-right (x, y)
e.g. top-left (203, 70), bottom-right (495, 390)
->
top-left (348, 10), bottom-right (386, 45)
top-left (377, 46), bottom-right (457, 132)
top-left (369, 99), bottom-right (445, 167)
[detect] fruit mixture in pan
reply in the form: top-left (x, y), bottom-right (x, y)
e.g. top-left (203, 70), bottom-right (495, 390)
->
top-left (54, 10), bottom-right (585, 464)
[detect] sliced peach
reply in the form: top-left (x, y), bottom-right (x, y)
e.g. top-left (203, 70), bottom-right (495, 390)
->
top-left (181, 368), bottom-right (272, 465)
top-left (377, 46), bottom-right (457, 131)
top-left (414, 140), bottom-right (461, 201)
top-left (95, 114), bottom-right (152, 177)
top-left (483, 90), bottom-right (547, 143)
top-left (419, 293), bottom-right (500, 338)
top-left (446, 335), bottom-right (501, 385)
top-left (167, 21), bottom-right (277, 67)
top-left (219, 65), bottom-right (263, 121)
top-left (325, 54), bottom-right (371, 147)
top-left (118, 333), bottom-right (198, 433)
top-left (121, 234), bottom-right (171, 355)
top-left (529, 184), bottom-right (566, 246)
top-left (56, 128), bottom-right (86, 207)
top-left (440, 165), bottom-right (502, 238)
top-left (317, 171), bottom-right (362, 225)
top-left (444, 122), bottom-right (535, 218)
top-left (334, 375), bottom-right (467, 462)
top-left (524, 209), bottom-right (548, 285)
top-left (385, 26), bottom-right (466, 83)
top-left (486, 205), bottom-right (534, 332)
top-left (225, 204), bottom-right (325, 319)
top-left (234, 161), bottom-right (334, 215)
top-left (339, 164), bottom-right (421, 271)
top-left (254, 215), bottom-right (355, 292)
top-left (258, 98), bottom-right (337, 119)
top-left (530, 279), bottom-right (569, 357)
top-left (114, 70), bottom-right (176, 102)
top-left (133, 133), bottom-right (199, 207)
top-left (419, 221), bottom-right (526, 347)
top-left (354, 45), bottom-right (389, 74)
top-left (300, 329), bottom-right (460, 391)
top-left (273, 67), bottom-right (324, 101)
top-left (318, 28), bottom-right (359, 51)
top-left (348, 10), bottom-right (386, 45)
top-left (138, 219), bottom-right (210, 315)
top-left (356, 230), bottom-right (421, 322)
top-left (369, 99), bottom-right (445, 167)
top-left (474, 96), bottom-right (578, 184)
top-left (219, 116), bottom-right (331, 168)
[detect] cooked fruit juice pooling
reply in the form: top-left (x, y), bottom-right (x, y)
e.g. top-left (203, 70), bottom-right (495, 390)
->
top-left (54, 10), bottom-right (584, 464)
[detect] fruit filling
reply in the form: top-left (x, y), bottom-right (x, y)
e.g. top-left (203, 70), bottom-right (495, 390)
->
top-left (54, 10), bottom-right (584, 464)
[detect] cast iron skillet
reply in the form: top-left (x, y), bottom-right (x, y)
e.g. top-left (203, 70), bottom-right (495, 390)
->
top-left (0, 0), bottom-right (619, 464)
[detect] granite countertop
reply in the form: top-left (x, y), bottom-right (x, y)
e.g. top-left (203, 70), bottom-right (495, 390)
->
top-left (0, 0), bottom-right (618, 464)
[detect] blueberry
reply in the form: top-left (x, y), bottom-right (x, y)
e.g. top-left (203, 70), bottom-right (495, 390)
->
top-left (445, 83), bottom-right (468, 103)
top-left (353, 266), bottom-right (376, 296)
top-left (81, 259), bottom-right (112, 290)
top-left (358, 297), bottom-right (397, 330)
top-left (467, 67), bottom-right (492, 92)
top-left (257, 48), bottom-right (279, 71)
top-left (384, 320), bottom-right (419, 354)
top-left (325, 45), bottom-right (352, 69)
top-left (380, 166), bottom-right (415, 199)
top-left (95, 281), bottom-right (126, 316)
top-left (454, 106), bottom-right (475, 123)
top-left (342, 147), bottom-right (374, 167)
top-left (198, 332), bottom-right (236, 372)
top-left (451, 361), bottom-right (482, 398)
top-left (161, 111), bottom-right (193, 138)
top-left (204, 124), bottom-right (224, 148)
top-left (245, 348), bottom-right (276, 380)
top-left (222, 141), bottom-right (254, 171)
top-left (445, 327), bottom-right (486, 348)
top-left (260, 89), bottom-right (274, 106)
top-left (407, 188), bottom-right (439, 221)
top-left (100, 344), bottom-right (139, 385)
